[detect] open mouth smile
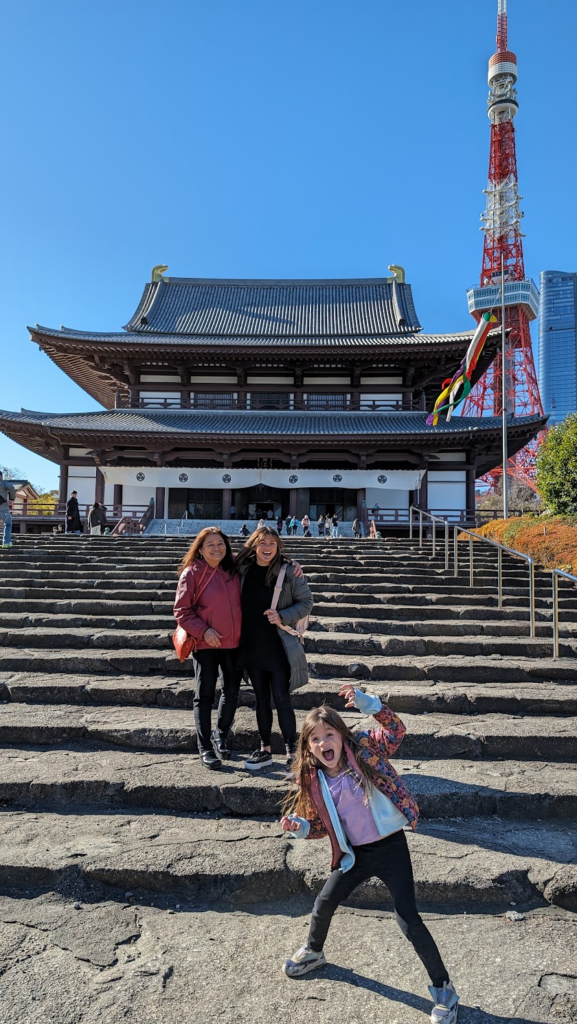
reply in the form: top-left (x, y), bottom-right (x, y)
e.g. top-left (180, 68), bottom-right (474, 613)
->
top-left (321, 748), bottom-right (335, 763)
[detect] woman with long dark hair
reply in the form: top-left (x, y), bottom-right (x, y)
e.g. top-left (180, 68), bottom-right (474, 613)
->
top-left (173, 527), bottom-right (242, 770)
top-left (235, 526), bottom-right (314, 772)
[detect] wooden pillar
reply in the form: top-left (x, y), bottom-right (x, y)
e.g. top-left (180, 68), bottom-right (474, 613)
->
top-left (466, 466), bottom-right (476, 522)
top-left (95, 467), bottom-right (105, 504)
top-left (155, 487), bottom-right (166, 519)
top-left (418, 469), bottom-right (428, 511)
top-left (356, 488), bottom-right (365, 519)
top-left (58, 464), bottom-right (69, 505)
top-left (113, 484), bottom-right (123, 516)
top-left (289, 488), bottom-right (298, 517)
top-left (222, 489), bottom-right (231, 519)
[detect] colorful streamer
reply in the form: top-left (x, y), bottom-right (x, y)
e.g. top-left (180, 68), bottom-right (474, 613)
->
top-left (426, 312), bottom-right (498, 426)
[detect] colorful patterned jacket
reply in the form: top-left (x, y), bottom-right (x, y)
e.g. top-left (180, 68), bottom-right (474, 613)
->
top-left (296, 694), bottom-right (419, 871)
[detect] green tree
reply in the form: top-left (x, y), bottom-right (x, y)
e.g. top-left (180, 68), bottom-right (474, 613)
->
top-left (536, 413), bottom-right (577, 514)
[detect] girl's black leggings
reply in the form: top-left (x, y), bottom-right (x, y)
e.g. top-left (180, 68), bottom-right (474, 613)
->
top-left (308, 830), bottom-right (449, 989)
top-left (248, 665), bottom-right (297, 749)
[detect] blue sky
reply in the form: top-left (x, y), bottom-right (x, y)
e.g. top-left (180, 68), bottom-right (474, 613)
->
top-left (1, 0), bottom-right (576, 491)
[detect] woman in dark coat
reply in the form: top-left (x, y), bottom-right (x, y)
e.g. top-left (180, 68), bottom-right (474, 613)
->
top-left (235, 526), bottom-right (313, 773)
top-left (66, 491), bottom-right (83, 534)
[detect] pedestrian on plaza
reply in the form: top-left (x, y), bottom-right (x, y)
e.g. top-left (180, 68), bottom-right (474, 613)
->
top-left (302, 514), bottom-right (311, 536)
top-left (258, 518), bottom-right (266, 528)
top-left (235, 526), bottom-right (313, 774)
top-left (280, 684), bottom-right (460, 1024)
top-left (88, 502), bottom-right (106, 536)
top-left (173, 528), bottom-right (243, 770)
top-left (317, 514), bottom-right (325, 537)
top-left (352, 517), bottom-right (362, 539)
top-left (330, 514), bottom-right (339, 539)
top-left (266, 509), bottom-right (274, 520)
top-left (0, 471), bottom-right (16, 549)
top-left (66, 490), bottom-right (83, 535)
top-left (277, 514), bottom-right (284, 534)
top-left (230, 505), bottom-right (236, 520)
top-left (285, 514), bottom-right (292, 535)
top-left (239, 523), bottom-right (250, 537)
top-left (369, 519), bottom-right (379, 539)
top-left (324, 514), bottom-right (331, 537)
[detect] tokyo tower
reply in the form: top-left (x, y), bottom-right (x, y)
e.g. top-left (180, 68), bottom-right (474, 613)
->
top-left (462, 0), bottom-right (544, 489)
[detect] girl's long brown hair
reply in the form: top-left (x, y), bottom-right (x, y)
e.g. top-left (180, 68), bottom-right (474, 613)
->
top-left (178, 527), bottom-right (235, 576)
top-left (234, 526), bottom-right (289, 585)
top-left (282, 705), bottom-right (385, 820)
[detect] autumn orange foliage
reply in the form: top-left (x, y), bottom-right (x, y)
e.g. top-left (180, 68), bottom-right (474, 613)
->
top-left (475, 517), bottom-right (577, 574)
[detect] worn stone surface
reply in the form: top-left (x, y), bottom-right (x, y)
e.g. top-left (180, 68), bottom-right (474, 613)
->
top-left (0, 891), bottom-right (575, 1024)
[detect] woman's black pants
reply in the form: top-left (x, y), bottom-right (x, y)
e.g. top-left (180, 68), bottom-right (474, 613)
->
top-left (308, 831), bottom-right (449, 988)
top-left (193, 648), bottom-right (242, 753)
top-left (247, 665), bottom-right (297, 749)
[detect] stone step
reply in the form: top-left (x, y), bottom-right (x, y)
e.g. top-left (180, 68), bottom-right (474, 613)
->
top-left (2, 672), bottom-right (576, 717)
top-left (0, 742), bottom-right (575, 817)
top-left (1, 704), bottom-right (576, 761)
top-left (0, 646), bottom-right (574, 680)
top-left (0, 809), bottom-right (575, 909)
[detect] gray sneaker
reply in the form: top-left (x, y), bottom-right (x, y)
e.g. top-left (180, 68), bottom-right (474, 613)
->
top-left (429, 981), bottom-right (459, 1024)
top-left (282, 944), bottom-right (326, 978)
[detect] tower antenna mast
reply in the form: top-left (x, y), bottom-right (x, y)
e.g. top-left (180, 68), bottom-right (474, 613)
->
top-left (462, 0), bottom-right (544, 492)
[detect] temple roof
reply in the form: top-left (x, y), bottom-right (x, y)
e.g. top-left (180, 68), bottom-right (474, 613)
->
top-left (122, 277), bottom-right (423, 337)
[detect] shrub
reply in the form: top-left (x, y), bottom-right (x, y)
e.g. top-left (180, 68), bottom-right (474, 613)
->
top-left (477, 516), bottom-right (577, 573)
top-left (536, 414), bottom-right (577, 515)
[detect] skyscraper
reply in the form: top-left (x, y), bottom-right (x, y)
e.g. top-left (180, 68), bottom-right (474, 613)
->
top-left (538, 271), bottom-right (577, 426)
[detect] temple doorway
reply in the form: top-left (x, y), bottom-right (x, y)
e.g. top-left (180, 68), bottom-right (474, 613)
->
top-left (233, 484), bottom-right (289, 521)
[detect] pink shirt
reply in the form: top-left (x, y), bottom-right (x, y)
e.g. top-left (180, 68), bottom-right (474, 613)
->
top-left (325, 769), bottom-right (381, 846)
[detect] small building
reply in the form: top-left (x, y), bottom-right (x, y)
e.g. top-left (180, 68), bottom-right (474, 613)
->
top-left (0, 267), bottom-right (545, 529)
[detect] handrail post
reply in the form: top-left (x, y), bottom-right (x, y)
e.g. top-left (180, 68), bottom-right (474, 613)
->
top-left (553, 572), bottom-right (559, 658)
top-left (432, 518), bottom-right (436, 557)
top-left (453, 526), bottom-right (459, 577)
top-left (444, 521), bottom-right (449, 572)
top-left (529, 561), bottom-right (535, 639)
top-left (497, 547), bottom-right (502, 609)
top-left (409, 506), bottom-right (413, 541)
top-left (419, 510), bottom-right (423, 549)
top-left (469, 536), bottom-right (474, 587)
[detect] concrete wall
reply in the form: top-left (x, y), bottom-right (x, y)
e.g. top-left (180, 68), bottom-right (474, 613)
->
top-left (427, 471), bottom-right (466, 513)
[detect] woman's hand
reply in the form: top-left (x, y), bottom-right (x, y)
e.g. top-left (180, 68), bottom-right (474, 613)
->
top-left (264, 609), bottom-right (282, 626)
top-left (338, 683), bottom-right (357, 708)
top-left (291, 560), bottom-right (304, 579)
top-left (280, 816), bottom-right (301, 832)
top-left (203, 628), bottom-right (223, 648)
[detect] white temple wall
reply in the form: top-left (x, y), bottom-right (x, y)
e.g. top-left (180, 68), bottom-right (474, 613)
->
top-left (427, 471), bottom-right (467, 512)
top-left (365, 487), bottom-right (408, 510)
top-left (68, 468), bottom-right (95, 507)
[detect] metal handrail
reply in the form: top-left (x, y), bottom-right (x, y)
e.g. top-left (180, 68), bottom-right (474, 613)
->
top-left (409, 506), bottom-right (536, 639)
top-left (177, 510), bottom-right (189, 534)
top-left (409, 507), bottom-right (450, 569)
top-left (552, 568), bottom-right (577, 658)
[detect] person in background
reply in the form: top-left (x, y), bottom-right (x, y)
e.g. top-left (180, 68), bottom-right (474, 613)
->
top-left (352, 517), bottom-right (362, 539)
top-left (66, 490), bottom-right (83, 535)
top-left (285, 514), bottom-right (292, 536)
top-left (239, 523), bottom-right (250, 537)
top-left (302, 514), bottom-right (311, 536)
top-left (331, 514), bottom-right (339, 539)
top-left (88, 502), bottom-right (106, 536)
top-left (266, 509), bottom-right (274, 520)
top-left (258, 518), bottom-right (266, 528)
top-left (0, 471), bottom-right (16, 549)
top-left (229, 504), bottom-right (236, 520)
top-left (290, 516), bottom-right (300, 536)
top-left (277, 514), bottom-right (284, 534)
top-left (317, 514), bottom-right (325, 537)
top-left (369, 519), bottom-right (378, 539)
top-left (324, 514), bottom-right (331, 537)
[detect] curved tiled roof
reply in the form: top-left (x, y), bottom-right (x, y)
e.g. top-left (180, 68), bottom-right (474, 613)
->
top-left (122, 277), bottom-right (422, 337)
top-left (30, 323), bottom-right (491, 350)
top-left (0, 407), bottom-right (545, 438)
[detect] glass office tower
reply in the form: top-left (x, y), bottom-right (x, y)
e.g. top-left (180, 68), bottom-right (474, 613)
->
top-left (538, 270), bottom-right (577, 426)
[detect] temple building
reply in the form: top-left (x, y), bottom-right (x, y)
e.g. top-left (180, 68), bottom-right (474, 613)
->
top-left (0, 266), bottom-right (545, 529)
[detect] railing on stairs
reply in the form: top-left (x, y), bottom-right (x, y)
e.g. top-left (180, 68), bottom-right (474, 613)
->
top-left (552, 568), bottom-right (577, 659)
top-left (111, 501), bottom-right (155, 536)
top-left (409, 506), bottom-right (536, 639)
top-left (177, 510), bottom-right (189, 534)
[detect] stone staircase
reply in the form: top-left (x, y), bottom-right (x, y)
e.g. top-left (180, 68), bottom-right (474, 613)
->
top-left (1, 534), bottom-right (576, 912)
top-left (144, 518), bottom-right (357, 536)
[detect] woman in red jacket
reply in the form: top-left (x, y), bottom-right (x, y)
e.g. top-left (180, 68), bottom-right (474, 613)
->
top-left (173, 528), bottom-right (242, 770)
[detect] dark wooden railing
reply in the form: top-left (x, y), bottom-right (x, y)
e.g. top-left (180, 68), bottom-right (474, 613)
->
top-left (124, 397), bottom-right (427, 412)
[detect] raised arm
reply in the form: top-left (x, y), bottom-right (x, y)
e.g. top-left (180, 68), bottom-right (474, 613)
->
top-left (339, 684), bottom-right (406, 757)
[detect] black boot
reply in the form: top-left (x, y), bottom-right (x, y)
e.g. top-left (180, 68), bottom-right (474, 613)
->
top-left (201, 748), bottom-right (222, 770)
top-left (211, 729), bottom-right (232, 759)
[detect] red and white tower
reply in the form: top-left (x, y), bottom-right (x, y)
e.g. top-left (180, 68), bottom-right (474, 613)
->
top-left (462, 0), bottom-right (544, 488)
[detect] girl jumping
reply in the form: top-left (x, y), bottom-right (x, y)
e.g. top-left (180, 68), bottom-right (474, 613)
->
top-left (280, 684), bottom-right (459, 1024)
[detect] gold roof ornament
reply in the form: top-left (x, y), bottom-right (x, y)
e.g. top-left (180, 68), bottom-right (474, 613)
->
top-left (151, 265), bottom-right (169, 283)
top-left (387, 265), bottom-right (405, 284)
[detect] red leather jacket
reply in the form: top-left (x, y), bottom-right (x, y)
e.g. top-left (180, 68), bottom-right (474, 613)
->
top-left (173, 560), bottom-right (242, 650)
